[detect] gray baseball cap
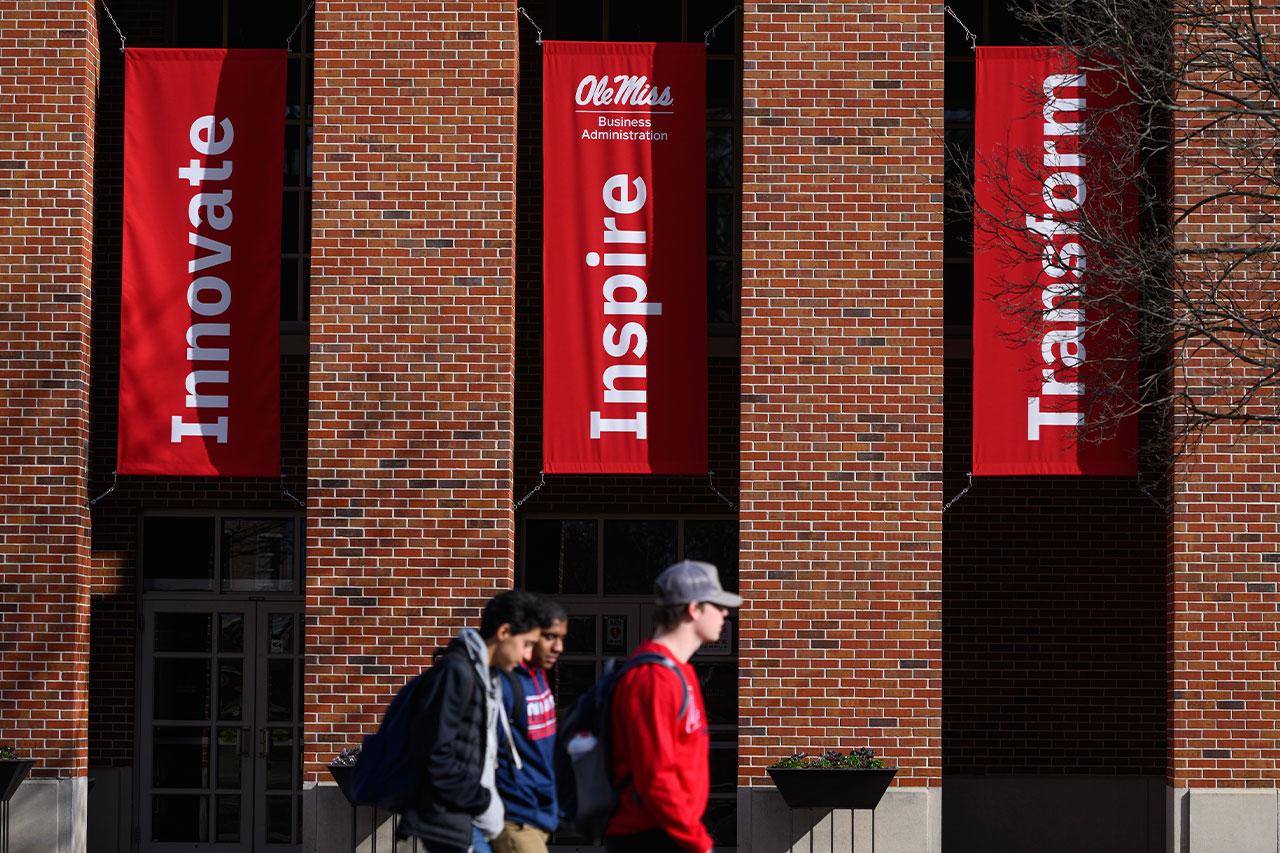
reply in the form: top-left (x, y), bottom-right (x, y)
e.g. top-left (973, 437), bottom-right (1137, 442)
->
top-left (654, 560), bottom-right (743, 608)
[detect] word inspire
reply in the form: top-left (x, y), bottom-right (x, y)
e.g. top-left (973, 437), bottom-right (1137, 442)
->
top-left (589, 173), bottom-right (657, 441)
top-left (1026, 73), bottom-right (1089, 440)
top-left (576, 75), bottom-right (674, 107)
top-left (174, 115), bottom-right (236, 445)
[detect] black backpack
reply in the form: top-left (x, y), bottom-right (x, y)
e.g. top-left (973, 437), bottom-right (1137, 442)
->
top-left (352, 650), bottom-right (476, 810)
top-left (351, 669), bottom-right (428, 809)
top-left (554, 652), bottom-right (689, 842)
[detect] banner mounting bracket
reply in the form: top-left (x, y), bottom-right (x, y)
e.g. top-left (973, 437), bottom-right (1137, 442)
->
top-left (518, 7), bottom-right (544, 46)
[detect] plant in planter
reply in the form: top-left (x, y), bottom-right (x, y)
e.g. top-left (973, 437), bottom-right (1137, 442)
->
top-left (766, 748), bottom-right (897, 810)
top-left (0, 745), bottom-right (35, 804)
top-left (327, 746), bottom-right (360, 803)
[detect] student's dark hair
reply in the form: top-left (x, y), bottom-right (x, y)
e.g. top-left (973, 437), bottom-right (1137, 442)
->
top-left (480, 589), bottom-right (545, 639)
top-left (652, 601), bottom-right (692, 632)
top-left (537, 595), bottom-right (568, 628)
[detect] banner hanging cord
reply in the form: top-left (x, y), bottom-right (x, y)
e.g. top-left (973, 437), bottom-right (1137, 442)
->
top-left (281, 474), bottom-right (305, 508)
top-left (704, 7), bottom-right (738, 47)
top-left (100, 0), bottom-right (126, 53)
top-left (516, 470), bottom-right (546, 509)
top-left (517, 7), bottom-right (544, 46)
top-left (286, 0), bottom-right (315, 52)
top-left (944, 5), bottom-right (977, 52)
top-left (942, 471), bottom-right (973, 512)
top-left (708, 470), bottom-right (738, 511)
top-left (89, 470), bottom-right (119, 507)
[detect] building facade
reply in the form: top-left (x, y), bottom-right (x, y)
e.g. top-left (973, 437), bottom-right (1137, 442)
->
top-left (0, 1), bottom-right (1274, 852)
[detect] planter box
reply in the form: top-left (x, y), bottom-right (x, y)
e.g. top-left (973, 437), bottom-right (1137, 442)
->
top-left (327, 764), bottom-right (356, 804)
top-left (0, 760), bottom-right (35, 803)
top-left (766, 767), bottom-right (897, 810)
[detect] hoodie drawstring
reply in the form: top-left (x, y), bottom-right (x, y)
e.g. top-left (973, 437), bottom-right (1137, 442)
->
top-left (497, 696), bottom-right (523, 771)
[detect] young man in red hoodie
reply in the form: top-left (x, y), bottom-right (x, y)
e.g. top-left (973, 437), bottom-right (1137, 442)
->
top-left (605, 560), bottom-right (743, 853)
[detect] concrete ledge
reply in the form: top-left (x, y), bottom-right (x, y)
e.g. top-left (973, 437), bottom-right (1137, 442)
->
top-left (738, 784), bottom-right (940, 853)
top-left (944, 775), bottom-right (1163, 853)
top-left (1170, 787), bottom-right (1280, 853)
top-left (304, 781), bottom-right (407, 853)
top-left (7, 776), bottom-right (87, 853)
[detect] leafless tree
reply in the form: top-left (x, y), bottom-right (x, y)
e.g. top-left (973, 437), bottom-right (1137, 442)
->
top-left (965, 0), bottom-right (1280, 468)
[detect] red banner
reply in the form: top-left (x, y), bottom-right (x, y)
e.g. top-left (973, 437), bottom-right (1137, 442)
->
top-left (542, 42), bottom-right (707, 474)
top-left (973, 47), bottom-right (1137, 476)
top-left (119, 49), bottom-right (284, 476)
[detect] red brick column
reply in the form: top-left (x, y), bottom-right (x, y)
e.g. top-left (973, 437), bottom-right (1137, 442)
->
top-left (304, 2), bottom-right (518, 779)
top-left (1167, 11), bottom-right (1280, 845)
top-left (738, 1), bottom-right (943, 844)
top-left (0, 0), bottom-right (98, 779)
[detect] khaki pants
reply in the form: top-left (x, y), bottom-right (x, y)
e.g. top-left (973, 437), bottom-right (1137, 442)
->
top-left (492, 821), bottom-right (550, 853)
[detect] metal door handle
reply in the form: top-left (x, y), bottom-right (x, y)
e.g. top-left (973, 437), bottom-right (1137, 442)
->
top-left (240, 727), bottom-right (250, 757)
top-left (258, 728), bottom-right (267, 757)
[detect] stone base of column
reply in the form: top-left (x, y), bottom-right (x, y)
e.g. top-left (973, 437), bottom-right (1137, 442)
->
top-left (738, 784), bottom-right (941, 853)
top-left (1168, 787), bottom-right (1280, 853)
top-left (7, 776), bottom-right (87, 853)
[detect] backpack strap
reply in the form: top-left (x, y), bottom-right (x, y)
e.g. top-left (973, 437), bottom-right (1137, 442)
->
top-left (502, 668), bottom-right (523, 726)
top-left (621, 652), bottom-right (689, 720)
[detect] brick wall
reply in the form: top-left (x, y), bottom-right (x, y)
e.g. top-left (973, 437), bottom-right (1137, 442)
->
top-left (1169, 6), bottom-right (1280, 786)
top-left (737, 3), bottom-right (944, 786)
top-left (304, 1), bottom-right (519, 778)
top-left (943, 359), bottom-right (1167, 774)
top-left (0, 0), bottom-right (98, 777)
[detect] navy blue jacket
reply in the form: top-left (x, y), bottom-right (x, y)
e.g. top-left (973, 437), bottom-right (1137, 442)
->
top-left (496, 665), bottom-right (559, 832)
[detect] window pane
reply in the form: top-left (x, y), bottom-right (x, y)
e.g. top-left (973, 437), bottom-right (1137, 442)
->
top-left (607, 0), bottom-right (681, 41)
top-left (683, 520), bottom-right (738, 591)
top-left (945, 262), bottom-right (975, 327)
top-left (221, 518), bottom-right (295, 592)
top-left (603, 520), bottom-right (677, 595)
top-left (265, 795), bottom-right (294, 843)
top-left (695, 661), bottom-right (738, 726)
top-left (174, 2), bottom-right (222, 49)
top-left (707, 193), bottom-right (733, 256)
top-left (554, 0), bottom-right (602, 39)
top-left (563, 615), bottom-right (596, 655)
top-left (215, 794), bottom-right (240, 843)
top-left (155, 659), bottom-right (210, 721)
top-left (153, 727), bottom-right (210, 789)
top-left (155, 612), bottom-right (211, 653)
top-left (267, 729), bottom-right (295, 790)
top-left (143, 516), bottom-right (215, 592)
top-left (524, 520), bottom-right (598, 594)
top-left (268, 660), bottom-right (296, 722)
top-left (219, 613), bottom-right (244, 654)
top-left (706, 126), bottom-right (734, 189)
top-left (217, 660), bottom-right (243, 721)
top-left (553, 661), bottom-right (598, 716)
top-left (708, 260), bottom-right (734, 324)
top-left (216, 728), bottom-right (242, 789)
top-left (152, 794), bottom-right (209, 842)
top-left (706, 60), bottom-right (734, 121)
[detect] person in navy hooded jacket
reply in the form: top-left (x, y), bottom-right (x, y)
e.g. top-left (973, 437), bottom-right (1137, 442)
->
top-left (492, 596), bottom-right (568, 853)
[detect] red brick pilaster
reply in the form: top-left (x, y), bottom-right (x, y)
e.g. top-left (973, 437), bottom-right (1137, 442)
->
top-left (738, 2), bottom-right (943, 787)
top-left (304, 2), bottom-right (518, 777)
top-left (0, 0), bottom-right (98, 777)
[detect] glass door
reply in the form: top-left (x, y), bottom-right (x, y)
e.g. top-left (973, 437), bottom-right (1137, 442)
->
top-left (139, 601), bottom-right (303, 852)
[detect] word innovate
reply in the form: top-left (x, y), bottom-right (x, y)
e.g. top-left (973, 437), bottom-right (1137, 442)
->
top-left (1026, 73), bottom-right (1089, 441)
top-left (589, 173), bottom-right (656, 442)
top-left (174, 114), bottom-right (236, 445)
